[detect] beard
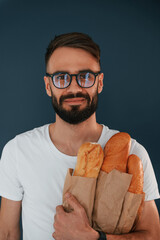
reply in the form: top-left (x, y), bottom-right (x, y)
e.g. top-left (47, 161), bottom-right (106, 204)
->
top-left (50, 89), bottom-right (98, 124)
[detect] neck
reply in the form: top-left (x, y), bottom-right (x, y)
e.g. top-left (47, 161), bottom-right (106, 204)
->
top-left (49, 113), bottom-right (103, 156)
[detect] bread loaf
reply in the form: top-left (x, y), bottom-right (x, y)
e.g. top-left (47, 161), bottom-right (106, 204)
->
top-left (127, 154), bottom-right (144, 194)
top-left (127, 154), bottom-right (144, 223)
top-left (101, 132), bottom-right (131, 173)
top-left (73, 142), bottom-right (104, 178)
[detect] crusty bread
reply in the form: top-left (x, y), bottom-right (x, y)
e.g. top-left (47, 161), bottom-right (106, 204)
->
top-left (101, 132), bottom-right (131, 173)
top-left (127, 154), bottom-right (144, 223)
top-left (127, 154), bottom-right (144, 194)
top-left (73, 142), bottom-right (104, 178)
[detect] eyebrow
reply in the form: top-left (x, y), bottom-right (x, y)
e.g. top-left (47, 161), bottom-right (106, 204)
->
top-left (50, 69), bottom-right (99, 75)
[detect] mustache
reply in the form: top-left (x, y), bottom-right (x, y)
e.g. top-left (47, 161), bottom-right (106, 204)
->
top-left (59, 92), bottom-right (90, 105)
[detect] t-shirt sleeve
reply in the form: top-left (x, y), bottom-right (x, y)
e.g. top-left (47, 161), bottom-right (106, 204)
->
top-left (0, 138), bottom-right (23, 201)
top-left (130, 139), bottom-right (160, 201)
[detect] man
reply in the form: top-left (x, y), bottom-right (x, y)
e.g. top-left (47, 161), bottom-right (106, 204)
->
top-left (0, 32), bottom-right (159, 240)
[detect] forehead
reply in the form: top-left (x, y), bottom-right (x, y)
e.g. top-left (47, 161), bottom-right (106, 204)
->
top-left (47, 47), bottom-right (100, 73)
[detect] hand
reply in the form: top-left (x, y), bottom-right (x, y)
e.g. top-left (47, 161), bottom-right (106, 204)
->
top-left (52, 192), bottom-right (99, 240)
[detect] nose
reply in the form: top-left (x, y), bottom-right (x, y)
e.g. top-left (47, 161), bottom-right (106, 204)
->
top-left (67, 75), bottom-right (82, 93)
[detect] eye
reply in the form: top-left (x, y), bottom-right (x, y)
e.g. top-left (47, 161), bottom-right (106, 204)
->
top-left (56, 74), bottom-right (66, 80)
top-left (79, 72), bottom-right (91, 80)
top-left (79, 73), bottom-right (86, 79)
top-left (53, 73), bottom-right (70, 88)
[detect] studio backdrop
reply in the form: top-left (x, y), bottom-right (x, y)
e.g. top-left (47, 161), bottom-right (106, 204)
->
top-left (0, 1), bottom-right (160, 238)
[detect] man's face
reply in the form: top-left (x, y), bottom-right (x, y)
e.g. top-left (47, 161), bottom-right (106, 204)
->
top-left (44, 47), bottom-right (103, 124)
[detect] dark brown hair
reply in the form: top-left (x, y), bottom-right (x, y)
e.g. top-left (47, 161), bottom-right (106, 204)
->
top-left (45, 32), bottom-right (101, 68)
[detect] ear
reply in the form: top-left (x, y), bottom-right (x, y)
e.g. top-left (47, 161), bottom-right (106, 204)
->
top-left (44, 76), bottom-right (52, 97)
top-left (98, 73), bottom-right (104, 94)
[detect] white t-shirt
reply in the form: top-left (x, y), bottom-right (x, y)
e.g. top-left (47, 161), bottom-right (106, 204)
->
top-left (0, 124), bottom-right (159, 240)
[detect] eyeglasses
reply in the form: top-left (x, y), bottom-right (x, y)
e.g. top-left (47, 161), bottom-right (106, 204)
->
top-left (46, 71), bottom-right (101, 89)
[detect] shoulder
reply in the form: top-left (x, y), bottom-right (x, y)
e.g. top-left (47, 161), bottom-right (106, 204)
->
top-left (16, 124), bottom-right (49, 144)
top-left (16, 124), bottom-right (49, 140)
top-left (1, 124), bottom-right (50, 155)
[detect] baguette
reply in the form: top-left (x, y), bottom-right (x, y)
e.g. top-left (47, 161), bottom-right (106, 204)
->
top-left (73, 142), bottom-right (104, 178)
top-left (127, 154), bottom-right (144, 222)
top-left (101, 132), bottom-right (131, 173)
top-left (127, 154), bottom-right (144, 194)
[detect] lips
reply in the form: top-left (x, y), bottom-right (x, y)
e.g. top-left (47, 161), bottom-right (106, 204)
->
top-left (59, 93), bottom-right (90, 106)
top-left (64, 97), bottom-right (86, 105)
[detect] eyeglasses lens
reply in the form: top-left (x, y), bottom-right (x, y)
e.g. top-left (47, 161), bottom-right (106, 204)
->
top-left (78, 72), bottom-right (94, 88)
top-left (53, 74), bottom-right (70, 88)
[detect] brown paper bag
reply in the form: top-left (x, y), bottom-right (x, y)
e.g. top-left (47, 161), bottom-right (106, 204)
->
top-left (93, 169), bottom-right (143, 234)
top-left (114, 192), bottom-right (144, 234)
top-left (63, 168), bottom-right (97, 226)
top-left (93, 169), bottom-right (132, 233)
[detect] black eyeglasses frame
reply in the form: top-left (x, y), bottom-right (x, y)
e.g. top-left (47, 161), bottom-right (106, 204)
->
top-left (46, 71), bottom-right (101, 89)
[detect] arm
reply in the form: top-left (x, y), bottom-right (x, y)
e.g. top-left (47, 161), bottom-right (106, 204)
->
top-left (0, 197), bottom-right (22, 240)
top-left (53, 193), bottom-right (160, 240)
top-left (107, 200), bottom-right (160, 240)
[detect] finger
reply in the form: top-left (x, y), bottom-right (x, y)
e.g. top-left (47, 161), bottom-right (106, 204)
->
top-left (53, 221), bottom-right (57, 231)
top-left (65, 192), bottom-right (82, 212)
top-left (52, 232), bottom-right (56, 239)
top-left (54, 213), bottom-right (57, 222)
top-left (56, 205), bottom-right (64, 213)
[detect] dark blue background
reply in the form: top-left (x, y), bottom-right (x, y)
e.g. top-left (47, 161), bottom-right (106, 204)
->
top-left (0, 0), bottom-right (160, 238)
